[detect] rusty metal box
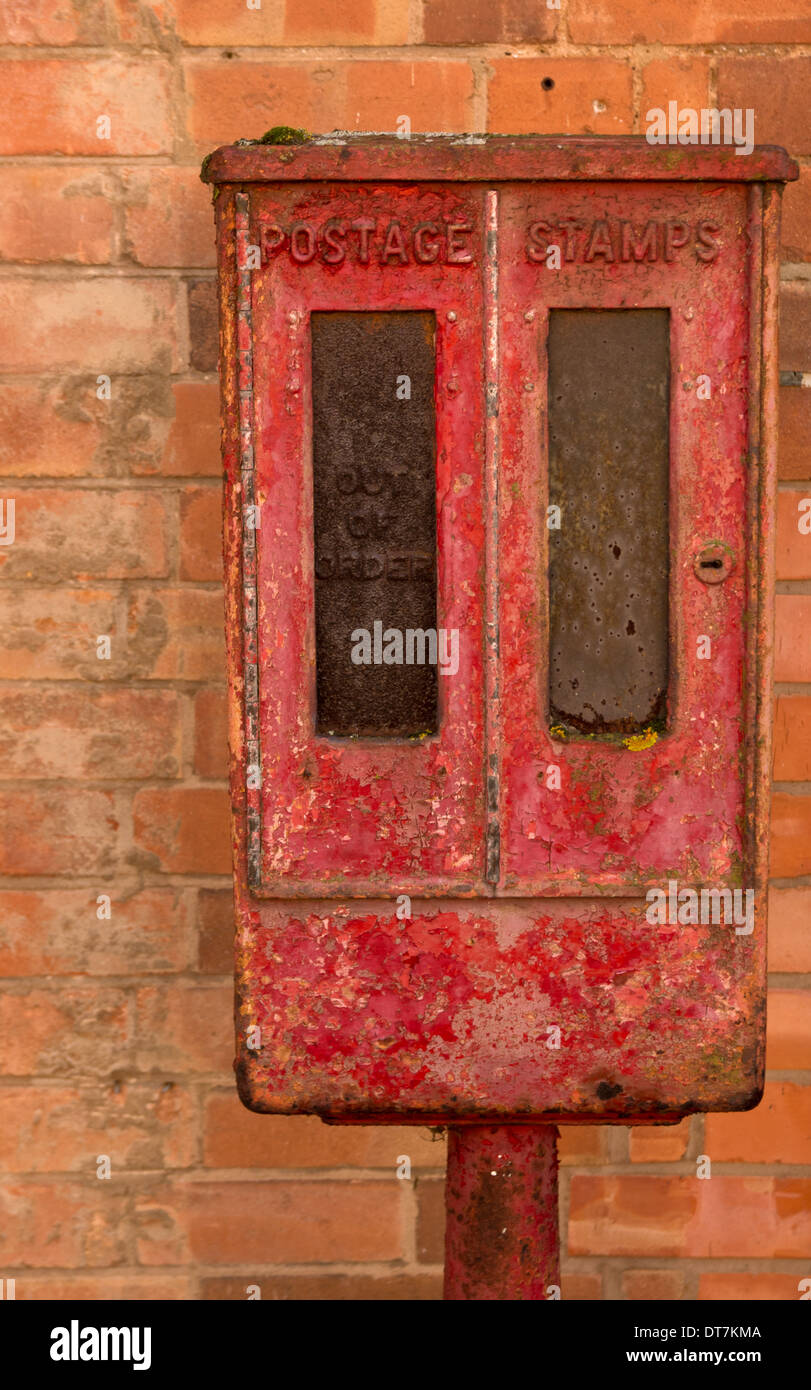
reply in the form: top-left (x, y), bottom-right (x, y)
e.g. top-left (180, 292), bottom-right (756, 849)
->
top-left (203, 136), bottom-right (797, 1125)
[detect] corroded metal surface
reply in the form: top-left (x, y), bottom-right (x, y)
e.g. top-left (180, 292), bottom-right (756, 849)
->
top-left (548, 309), bottom-right (670, 734)
top-left (208, 139), bottom-right (794, 1128)
top-left (311, 311), bottom-right (438, 738)
top-left (202, 135), bottom-right (797, 186)
top-left (234, 896), bottom-right (763, 1121)
top-left (499, 181), bottom-right (756, 894)
top-left (245, 181), bottom-right (487, 896)
top-left (444, 1125), bottom-right (559, 1301)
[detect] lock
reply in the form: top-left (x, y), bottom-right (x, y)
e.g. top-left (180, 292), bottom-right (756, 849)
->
top-left (694, 539), bottom-right (736, 583)
top-left (204, 134), bottom-right (797, 1296)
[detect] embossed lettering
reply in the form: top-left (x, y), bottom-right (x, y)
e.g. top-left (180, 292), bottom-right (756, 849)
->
top-left (261, 222), bottom-right (285, 257)
top-left (259, 215), bottom-right (478, 267)
top-left (446, 221), bottom-right (473, 264)
top-left (621, 220), bottom-right (659, 262)
top-left (382, 220), bottom-right (409, 263)
top-left (696, 220), bottom-right (721, 263)
top-left (352, 217), bottom-right (376, 263)
top-left (559, 218), bottom-right (584, 261)
top-left (664, 219), bottom-right (690, 261)
top-left (585, 220), bottom-right (614, 262)
top-left (414, 222), bottom-right (440, 263)
top-left (290, 222), bottom-right (317, 263)
top-left (316, 550), bottom-right (436, 582)
top-left (322, 220), bottom-right (346, 264)
top-left (525, 216), bottom-right (725, 265)
top-left (527, 220), bottom-right (555, 263)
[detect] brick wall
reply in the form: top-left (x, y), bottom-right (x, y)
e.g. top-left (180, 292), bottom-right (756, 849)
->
top-left (0, 0), bottom-right (808, 1302)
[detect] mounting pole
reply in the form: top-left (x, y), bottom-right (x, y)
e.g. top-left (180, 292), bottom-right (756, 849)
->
top-left (443, 1124), bottom-right (560, 1300)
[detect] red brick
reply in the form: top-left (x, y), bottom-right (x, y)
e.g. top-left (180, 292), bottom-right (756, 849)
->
top-left (0, 278), bottom-right (183, 373)
top-left (557, 1125), bottom-right (607, 1164)
top-left (569, 1175), bottom-right (811, 1257)
top-left (135, 983), bottom-right (232, 1074)
top-left (780, 284), bottom-right (811, 373)
top-left (0, 987), bottom-right (129, 1077)
top-left (4, 50), bottom-right (156, 141)
top-left (0, 1082), bottom-right (196, 1172)
top-left (417, 1177), bottom-right (445, 1262)
top-left (0, 687), bottom-right (180, 780)
top-left (782, 169), bottom-right (811, 264)
top-left (630, 1118), bottom-right (691, 1162)
top-left (185, 59), bottom-right (476, 155)
top-left (197, 888), bottom-right (233, 972)
top-left (423, 0), bottom-right (554, 44)
top-left (201, 1273), bottom-right (441, 1299)
top-left (122, 166), bottom-right (215, 268)
top-left (187, 279), bottom-right (218, 373)
top-left (12, 376), bottom-right (215, 484)
top-left (0, 375), bottom-right (177, 480)
top-left (0, 488), bottom-right (169, 582)
top-left (194, 688), bottom-right (229, 779)
top-left (0, 59), bottom-right (171, 156)
top-left (135, 1179), bottom-right (403, 1264)
top-left (180, 486), bottom-right (222, 582)
top-left (112, 0), bottom-right (173, 44)
top-left (0, 381), bottom-right (105, 479)
top-left (127, 589), bottom-right (225, 680)
top-left (773, 696), bottom-right (811, 781)
top-left (775, 597), bottom-right (811, 682)
top-left (15, 1274), bottom-right (193, 1299)
top-left (779, 387), bottom-right (811, 481)
top-left (168, 0), bottom-right (284, 43)
top-left (0, 788), bottom-right (117, 876)
top-left (0, 1), bottom-right (106, 44)
top-left (622, 1269), bottom-right (685, 1300)
top-left (777, 492), bottom-right (811, 580)
top-left (344, 61), bottom-right (475, 131)
top-left (0, 587), bottom-right (121, 681)
top-left (719, 58), bottom-right (811, 157)
top-left (561, 1272), bottom-right (602, 1300)
top-left (204, 1091), bottom-right (443, 1169)
top-left (699, 1273), bottom-right (809, 1300)
top-left (569, 1), bottom-right (811, 44)
top-left (0, 1181), bottom-right (129, 1267)
top-left (705, 1082), bottom-right (811, 1164)
top-left (768, 886), bottom-right (811, 972)
top-left (767, 990), bottom-right (811, 1069)
top-left (164, 0), bottom-right (408, 44)
top-left (0, 168), bottom-right (115, 264)
top-left (488, 59), bottom-right (633, 136)
top-left (285, 0), bottom-right (408, 44)
top-left (640, 57), bottom-right (710, 118)
top-left (0, 888), bottom-right (193, 976)
top-left (771, 793), bottom-right (811, 878)
top-left (133, 787), bottom-right (231, 873)
top-left (136, 380), bottom-right (221, 479)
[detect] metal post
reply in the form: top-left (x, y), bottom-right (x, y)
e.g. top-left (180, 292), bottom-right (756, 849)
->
top-left (443, 1124), bottom-right (560, 1301)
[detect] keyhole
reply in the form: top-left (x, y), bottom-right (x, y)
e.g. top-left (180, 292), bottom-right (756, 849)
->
top-left (693, 542), bottom-right (734, 584)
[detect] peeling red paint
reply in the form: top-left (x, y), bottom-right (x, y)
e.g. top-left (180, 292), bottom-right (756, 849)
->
top-left (204, 138), bottom-right (795, 1133)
